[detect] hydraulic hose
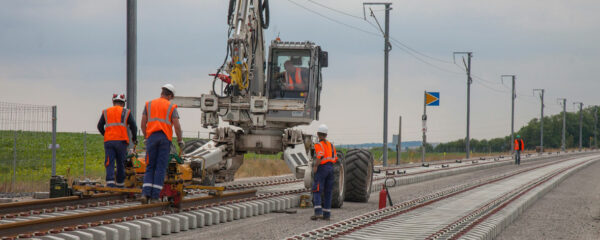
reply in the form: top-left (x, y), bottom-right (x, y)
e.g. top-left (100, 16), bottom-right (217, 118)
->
top-left (227, 0), bottom-right (236, 25)
top-left (258, 0), bottom-right (270, 29)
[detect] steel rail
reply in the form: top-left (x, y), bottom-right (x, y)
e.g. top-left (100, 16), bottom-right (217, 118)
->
top-left (372, 151), bottom-right (588, 181)
top-left (0, 175), bottom-right (304, 223)
top-left (375, 150), bottom-right (587, 173)
top-left (224, 178), bottom-right (302, 190)
top-left (288, 155), bottom-right (584, 239)
top-left (0, 193), bottom-right (128, 216)
top-left (438, 159), bottom-right (590, 240)
top-left (0, 190), bottom-right (256, 237)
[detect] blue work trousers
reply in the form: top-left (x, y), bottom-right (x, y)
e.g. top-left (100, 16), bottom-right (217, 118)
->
top-left (312, 163), bottom-right (334, 217)
top-left (515, 150), bottom-right (521, 165)
top-left (104, 141), bottom-right (127, 187)
top-left (142, 131), bottom-right (171, 199)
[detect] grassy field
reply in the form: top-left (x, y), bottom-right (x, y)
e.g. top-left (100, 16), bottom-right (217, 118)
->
top-left (1, 130), bottom-right (525, 192)
top-left (1, 131), bottom-right (108, 192)
top-left (0, 131), bottom-right (293, 191)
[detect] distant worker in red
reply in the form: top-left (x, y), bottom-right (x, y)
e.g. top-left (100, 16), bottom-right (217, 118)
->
top-left (140, 84), bottom-right (184, 203)
top-left (514, 135), bottom-right (524, 165)
top-left (97, 94), bottom-right (137, 188)
top-left (311, 124), bottom-right (338, 220)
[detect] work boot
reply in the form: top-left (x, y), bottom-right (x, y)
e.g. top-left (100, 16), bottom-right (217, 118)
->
top-left (323, 216), bottom-right (331, 221)
top-left (310, 215), bottom-right (323, 220)
top-left (139, 196), bottom-right (149, 205)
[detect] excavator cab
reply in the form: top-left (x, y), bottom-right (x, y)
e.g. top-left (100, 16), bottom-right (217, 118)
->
top-left (266, 40), bottom-right (328, 124)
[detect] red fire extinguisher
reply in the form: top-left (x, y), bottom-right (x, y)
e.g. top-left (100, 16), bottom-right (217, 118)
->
top-left (379, 183), bottom-right (394, 209)
top-left (379, 184), bottom-right (387, 209)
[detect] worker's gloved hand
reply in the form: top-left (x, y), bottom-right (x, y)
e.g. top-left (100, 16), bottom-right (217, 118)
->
top-left (178, 140), bottom-right (185, 149)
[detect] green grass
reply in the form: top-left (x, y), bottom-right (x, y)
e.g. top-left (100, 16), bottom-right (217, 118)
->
top-left (0, 130), bottom-right (192, 192)
top-left (1, 131), bottom-right (104, 192)
top-left (0, 131), bottom-right (290, 192)
top-left (0, 130), bottom-right (509, 192)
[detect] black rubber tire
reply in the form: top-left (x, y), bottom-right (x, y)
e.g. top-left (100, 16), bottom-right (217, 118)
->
top-left (182, 139), bottom-right (208, 155)
top-left (343, 149), bottom-right (374, 202)
top-left (330, 152), bottom-right (346, 208)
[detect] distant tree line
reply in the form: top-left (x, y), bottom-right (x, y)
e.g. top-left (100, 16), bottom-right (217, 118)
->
top-left (432, 106), bottom-right (599, 152)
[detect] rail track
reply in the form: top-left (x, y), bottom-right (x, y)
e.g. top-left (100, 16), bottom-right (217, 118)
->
top-left (0, 193), bottom-right (129, 217)
top-left (0, 174), bottom-right (306, 221)
top-left (368, 150), bottom-right (592, 194)
top-left (0, 171), bottom-right (316, 239)
top-left (1, 151), bottom-right (596, 239)
top-left (0, 187), bottom-right (314, 239)
top-left (0, 190), bottom-right (257, 237)
top-left (372, 150), bottom-right (589, 175)
top-left (373, 150), bottom-right (569, 180)
top-left (289, 154), bottom-right (599, 239)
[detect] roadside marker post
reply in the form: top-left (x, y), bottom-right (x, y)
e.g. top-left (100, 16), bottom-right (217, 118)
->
top-left (422, 91), bottom-right (440, 166)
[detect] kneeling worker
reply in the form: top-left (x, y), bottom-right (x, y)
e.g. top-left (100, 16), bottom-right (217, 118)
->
top-left (311, 124), bottom-right (337, 220)
top-left (97, 93), bottom-right (137, 188)
top-left (140, 84), bottom-right (184, 203)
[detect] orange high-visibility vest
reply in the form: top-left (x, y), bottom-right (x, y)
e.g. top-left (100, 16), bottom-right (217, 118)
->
top-left (287, 68), bottom-right (303, 90)
top-left (145, 98), bottom-right (177, 141)
top-left (103, 106), bottom-right (130, 143)
top-left (514, 139), bottom-right (524, 151)
top-left (315, 140), bottom-right (337, 165)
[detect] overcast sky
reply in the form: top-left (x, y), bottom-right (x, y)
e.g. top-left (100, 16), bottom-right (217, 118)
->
top-left (1, 0), bottom-right (599, 144)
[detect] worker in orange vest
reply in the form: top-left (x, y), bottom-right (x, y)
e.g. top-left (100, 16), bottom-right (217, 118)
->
top-left (283, 60), bottom-right (307, 91)
top-left (140, 84), bottom-right (184, 203)
top-left (514, 135), bottom-right (524, 165)
top-left (311, 124), bottom-right (337, 221)
top-left (97, 94), bottom-right (137, 188)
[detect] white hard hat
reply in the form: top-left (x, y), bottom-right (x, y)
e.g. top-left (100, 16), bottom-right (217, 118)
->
top-left (112, 93), bottom-right (126, 102)
top-left (162, 84), bottom-right (176, 96)
top-left (317, 124), bottom-right (328, 134)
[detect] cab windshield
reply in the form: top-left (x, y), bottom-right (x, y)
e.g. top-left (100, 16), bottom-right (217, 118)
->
top-left (268, 50), bottom-right (311, 99)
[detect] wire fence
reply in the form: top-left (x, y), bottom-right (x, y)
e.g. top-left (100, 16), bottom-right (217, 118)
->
top-left (25, 129), bottom-right (213, 189)
top-left (0, 102), bottom-right (54, 193)
top-left (0, 101), bottom-right (527, 193)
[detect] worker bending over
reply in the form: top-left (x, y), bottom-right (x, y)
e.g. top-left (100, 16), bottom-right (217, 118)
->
top-left (140, 84), bottom-right (184, 203)
top-left (311, 124), bottom-right (337, 220)
top-left (514, 135), bottom-right (524, 165)
top-left (97, 94), bottom-right (137, 188)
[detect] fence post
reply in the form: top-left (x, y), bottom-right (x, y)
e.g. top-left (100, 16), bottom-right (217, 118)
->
top-left (198, 131), bottom-right (200, 139)
top-left (12, 131), bottom-right (17, 191)
top-left (51, 105), bottom-right (57, 176)
top-left (83, 131), bottom-right (87, 177)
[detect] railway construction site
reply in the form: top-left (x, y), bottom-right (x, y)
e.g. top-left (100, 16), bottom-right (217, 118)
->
top-left (2, 0), bottom-right (600, 240)
top-left (2, 150), bottom-right (600, 239)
